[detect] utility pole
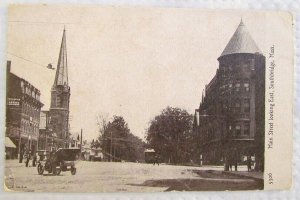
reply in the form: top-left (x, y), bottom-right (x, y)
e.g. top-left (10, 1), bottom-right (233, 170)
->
top-left (110, 130), bottom-right (112, 162)
top-left (18, 128), bottom-right (22, 163)
top-left (80, 129), bottom-right (83, 160)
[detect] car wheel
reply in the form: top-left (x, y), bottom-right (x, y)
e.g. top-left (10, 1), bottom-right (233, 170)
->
top-left (37, 163), bottom-right (44, 175)
top-left (71, 167), bottom-right (76, 175)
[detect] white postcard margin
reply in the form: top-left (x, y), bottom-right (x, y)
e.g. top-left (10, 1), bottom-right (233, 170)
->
top-left (264, 11), bottom-right (294, 190)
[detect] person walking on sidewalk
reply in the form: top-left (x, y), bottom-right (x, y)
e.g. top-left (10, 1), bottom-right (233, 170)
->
top-left (247, 156), bottom-right (252, 172)
top-left (153, 155), bottom-right (160, 166)
top-left (25, 149), bottom-right (31, 167)
top-left (32, 152), bottom-right (37, 167)
top-left (19, 146), bottom-right (24, 163)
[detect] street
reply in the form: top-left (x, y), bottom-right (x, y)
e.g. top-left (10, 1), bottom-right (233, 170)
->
top-left (5, 160), bottom-right (263, 192)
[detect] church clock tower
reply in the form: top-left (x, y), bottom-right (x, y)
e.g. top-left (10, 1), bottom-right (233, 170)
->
top-left (49, 28), bottom-right (70, 148)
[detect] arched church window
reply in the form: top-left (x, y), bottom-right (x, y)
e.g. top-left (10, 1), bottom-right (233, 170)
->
top-left (56, 97), bottom-right (61, 107)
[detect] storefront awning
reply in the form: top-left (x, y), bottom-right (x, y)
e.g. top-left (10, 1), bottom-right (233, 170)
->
top-left (5, 137), bottom-right (16, 148)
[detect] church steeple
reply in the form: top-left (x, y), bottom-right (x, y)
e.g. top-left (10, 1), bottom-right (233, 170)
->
top-left (54, 28), bottom-right (68, 87)
top-left (49, 28), bottom-right (71, 148)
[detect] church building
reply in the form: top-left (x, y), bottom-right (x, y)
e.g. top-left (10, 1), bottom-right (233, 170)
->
top-left (39, 29), bottom-right (71, 150)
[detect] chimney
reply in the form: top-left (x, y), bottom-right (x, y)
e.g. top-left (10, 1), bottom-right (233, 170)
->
top-left (7, 60), bottom-right (11, 73)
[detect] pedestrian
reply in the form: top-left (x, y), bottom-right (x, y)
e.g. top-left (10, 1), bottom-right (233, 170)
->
top-left (25, 149), bottom-right (31, 167)
top-left (233, 150), bottom-right (238, 171)
top-left (234, 161), bottom-right (238, 171)
top-left (228, 155), bottom-right (233, 171)
top-left (247, 156), bottom-right (252, 172)
top-left (229, 162), bottom-right (232, 171)
top-left (153, 155), bottom-right (159, 166)
top-left (19, 146), bottom-right (24, 163)
top-left (32, 152), bottom-right (37, 167)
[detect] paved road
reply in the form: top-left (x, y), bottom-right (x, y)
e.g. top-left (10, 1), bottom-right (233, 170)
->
top-left (4, 160), bottom-right (263, 192)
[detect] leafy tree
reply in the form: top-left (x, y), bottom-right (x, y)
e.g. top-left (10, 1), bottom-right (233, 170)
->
top-left (145, 106), bottom-right (193, 164)
top-left (98, 115), bottom-right (145, 162)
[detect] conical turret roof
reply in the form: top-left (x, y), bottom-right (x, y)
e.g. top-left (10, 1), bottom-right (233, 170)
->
top-left (220, 20), bottom-right (261, 58)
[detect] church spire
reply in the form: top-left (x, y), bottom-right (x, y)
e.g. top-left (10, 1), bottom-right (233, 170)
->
top-left (54, 29), bottom-right (68, 86)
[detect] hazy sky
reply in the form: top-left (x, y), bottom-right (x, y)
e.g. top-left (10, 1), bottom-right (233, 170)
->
top-left (6, 5), bottom-right (267, 141)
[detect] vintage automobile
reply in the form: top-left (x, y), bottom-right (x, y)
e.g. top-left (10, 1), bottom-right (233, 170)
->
top-left (37, 148), bottom-right (80, 176)
top-left (89, 148), bottom-right (104, 161)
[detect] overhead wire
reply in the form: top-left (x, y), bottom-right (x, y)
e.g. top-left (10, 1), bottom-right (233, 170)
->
top-left (6, 51), bottom-right (78, 85)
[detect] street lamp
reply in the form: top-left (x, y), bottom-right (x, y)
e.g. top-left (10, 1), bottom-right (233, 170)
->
top-left (28, 117), bottom-right (33, 152)
top-left (28, 135), bottom-right (32, 151)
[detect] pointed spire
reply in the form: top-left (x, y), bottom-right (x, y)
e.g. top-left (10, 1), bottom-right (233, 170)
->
top-left (54, 29), bottom-right (68, 86)
top-left (220, 19), bottom-right (261, 58)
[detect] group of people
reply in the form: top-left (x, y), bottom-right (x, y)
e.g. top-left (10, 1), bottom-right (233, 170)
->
top-left (19, 145), bottom-right (37, 167)
top-left (225, 155), bottom-right (253, 172)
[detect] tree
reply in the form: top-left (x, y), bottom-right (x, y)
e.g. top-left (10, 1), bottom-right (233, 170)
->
top-left (96, 113), bottom-right (109, 142)
top-left (145, 106), bottom-right (193, 164)
top-left (98, 115), bottom-right (145, 162)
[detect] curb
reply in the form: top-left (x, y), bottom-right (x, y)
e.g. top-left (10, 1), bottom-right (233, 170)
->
top-left (222, 171), bottom-right (263, 181)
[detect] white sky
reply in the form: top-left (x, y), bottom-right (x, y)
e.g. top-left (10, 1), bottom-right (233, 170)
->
top-left (6, 5), bottom-right (267, 141)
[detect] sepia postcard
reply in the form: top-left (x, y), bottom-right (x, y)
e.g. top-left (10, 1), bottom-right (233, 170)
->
top-left (4, 5), bottom-right (294, 192)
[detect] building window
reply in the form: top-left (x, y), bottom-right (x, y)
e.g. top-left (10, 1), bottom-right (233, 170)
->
top-left (244, 99), bottom-right (250, 112)
top-left (235, 80), bottom-right (241, 92)
top-left (56, 97), bottom-right (61, 107)
top-left (244, 122), bottom-right (250, 136)
top-left (235, 99), bottom-right (241, 113)
top-left (244, 80), bottom-right (250, 92)
top-left (235, 124), bottom-right (241, 136)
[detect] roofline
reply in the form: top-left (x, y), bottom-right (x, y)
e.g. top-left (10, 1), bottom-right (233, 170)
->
top-left (217, 52), bottom-right (265, 61)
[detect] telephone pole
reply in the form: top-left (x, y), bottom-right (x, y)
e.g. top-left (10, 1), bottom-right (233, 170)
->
top-left (80, 129), bottom-right (83, 159)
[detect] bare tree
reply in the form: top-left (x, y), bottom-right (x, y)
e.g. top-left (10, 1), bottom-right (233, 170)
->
top-left (96, 113), bottom-right (109, 141)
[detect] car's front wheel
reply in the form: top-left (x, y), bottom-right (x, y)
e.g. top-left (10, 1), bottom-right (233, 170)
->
top-left (37, 163), bottom-right (44, 175)
top-left (71, 167), bottom-right (76, 175)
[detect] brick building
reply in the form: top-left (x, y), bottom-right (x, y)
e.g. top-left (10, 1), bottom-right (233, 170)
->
top-left (193, 20), bottom-right (265, 171)
top-left (6, 61), bottom-right (43, 159)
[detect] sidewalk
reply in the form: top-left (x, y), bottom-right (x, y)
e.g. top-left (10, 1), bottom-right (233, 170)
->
top-left (222, 171), bottom-right (263, 181)
top-left (197, 165), bottom-right (263, 181)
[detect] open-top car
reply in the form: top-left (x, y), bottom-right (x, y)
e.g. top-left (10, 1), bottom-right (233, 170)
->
top-left (37, 148), bottom-right (80, 176)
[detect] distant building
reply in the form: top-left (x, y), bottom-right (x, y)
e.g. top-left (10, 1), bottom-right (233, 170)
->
top-left (38, 110), bottom-right (53, 151)
top-left (43, 29), bottom-right (71, 150)
top-left (193, 20), bottom-right (265, 171)
top-left (6, 61), bottom-right (43, 158)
